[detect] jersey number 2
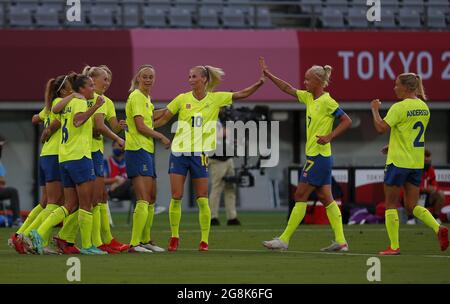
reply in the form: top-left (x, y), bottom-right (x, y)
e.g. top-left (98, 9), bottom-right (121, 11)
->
top-left (413, 121), bottom-right (425, 147)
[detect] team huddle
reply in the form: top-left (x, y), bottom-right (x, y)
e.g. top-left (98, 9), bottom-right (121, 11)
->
top-left (7, 57), bottom-right (449, 256)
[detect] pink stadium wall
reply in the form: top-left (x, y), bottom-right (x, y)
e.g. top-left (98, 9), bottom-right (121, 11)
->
top-left (0, 29), bottom-right (448, 102)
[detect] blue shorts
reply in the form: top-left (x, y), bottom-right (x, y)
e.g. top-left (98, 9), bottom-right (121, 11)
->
top-left (168, 152), bottom-right (208, 179)
top-left (125, 149), bottom-right (156, 178)
top-left (384, 164), bottom-right (422, 187)
top-left (299, 155), bottom-right (332, 187)
top-left (39, 155), bottom-right (61, 186)
top-left (59, 157), bottom-right (95, 188)
top-left (92, 151), bottom-right (104, 177)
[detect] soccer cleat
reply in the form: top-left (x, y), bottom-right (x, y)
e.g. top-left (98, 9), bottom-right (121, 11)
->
top-left (80, 246), bottom-right (108, 255)
top-left (106, 238), bottom-right (130, 252)
top-left (98, 244), bottom-right (120, 254)
top-left (210, 218), bottom-right (220, 226)
top-left (198, 241), bottom-right (209, 251)
top-left (154, 206), bottom-right (167, 215)
top-left (320, 241), bottom-right (349, 252)
top-left (262, 237), bottom-right (288, 251)
top-left (140, 241), bottom-right (165, 252)
top-left (8, 233), bottom-right (26, 254)
top-left (21, 235), bottom-right (36, 254)
top-left (53, 236), bottom-right (80, 254)
top-left (29, 230), bottom-right (44, 255)
top-left (43, 246), bottom-right (62, 255)
top-left (128, 245), bottom-right (153, 253)
top-left (168, 237), bottom-right (179, 252)
top-left (379, 246), bottom-right (401, 256)
top-left (437, 226), bottom-right (449, 251)
top-left (227, 218), bottom-right (241, 226)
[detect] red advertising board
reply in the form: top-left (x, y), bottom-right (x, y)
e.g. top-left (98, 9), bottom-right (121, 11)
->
top-left (297, 31), bottom-right (450, 102)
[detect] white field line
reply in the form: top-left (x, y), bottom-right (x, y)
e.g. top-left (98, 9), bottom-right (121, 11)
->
top-left (178, 248), bottom-right (450, 259)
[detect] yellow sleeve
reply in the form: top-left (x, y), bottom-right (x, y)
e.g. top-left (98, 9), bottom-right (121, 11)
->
top-left (296, 90), bottom-right (310, 105)
top-left (105, 97), bottom-right (116, 121)
top-left (72, 98), bottom-right (87, 115)
top-left (325, 98), bottom-right (339, 116)
top-left (38, 108), bottom-right (47, 121)
top-left (214, 92), bottom-right (233, 107)
top-left (384, 103), bottom-right (402, 127)
top-left (130, 93), bottom-right (146, 118)
top-left (167, 94), bottom-right (183, 115)
top-left (50, 98), bottom-right (62, 122)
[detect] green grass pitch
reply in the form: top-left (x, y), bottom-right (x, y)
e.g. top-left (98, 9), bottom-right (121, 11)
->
top-left (0, 211), bottom-right (449, 284)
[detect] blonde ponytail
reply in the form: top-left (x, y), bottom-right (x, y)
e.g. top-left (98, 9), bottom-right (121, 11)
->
top-left (129, 64), bottom-right (154, 92)
top-left (82, 65), bottom-right (106, 79)
top-left (416, 74), bottom-right (427, 101)
top-left (195, 65), bottom-right (224, 92)
top-left (308, 65), bottom-right (333, 87)
top-left (398, 73), bottom-right (427, 101)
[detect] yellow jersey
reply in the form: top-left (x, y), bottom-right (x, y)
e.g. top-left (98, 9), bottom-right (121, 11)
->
top-left (167, 91), bottom-right (233, 153)
top-left (39, 97), bottom-right (62, 156)
top-left (125, 89), bottom-right (154, 153)
top-left (384, 98), bottom-right (430, 169)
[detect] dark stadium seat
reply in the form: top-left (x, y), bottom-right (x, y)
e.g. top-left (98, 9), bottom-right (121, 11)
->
top-left (404, 0), bottom-right (424, 15)
top-left (320, 7), bottom-right (345, 28)
top-left (0, 5), bottom-right (4, 27)
top-left (347, 7), bottom-right (369, 29)
top-left (228, 0), bottom-right (252, 14)
top-left (147, 0), bottom-right (171, 11)
top-left (398, 7), bottom-right (422, 28)
top-left (143, 6), bottom-right (167, 27)
top-left (9, 5), bottom-right (34, 27)
top-left (200, 0), bottom-right (224, 12)
top-left (122, 3), bottom-right (140, 28)
top-left (89, 4), bottom-right (117, 28)
top-left (222, 7), bottom-right (246, 28)
top-left (35, 5), bottom-right (61, 28)
top-left (325, 0), bottom-right (349, 10)
top-left (198, 6), bottom-right (220, 28)
top-left (168, 7), bottom-right (193, 28)
top-left (299, 0), bottom-right (323, 14)
top-left (174, 0), bottom-right (199, 14)
top-left (375, 7), bottom-right (397, 28)
top-left (248, 7), bottom-right (273, 28)
top-left (12, 0), bottom-right (39, 11)
top-left (426, 7), bottom-right (447, 28)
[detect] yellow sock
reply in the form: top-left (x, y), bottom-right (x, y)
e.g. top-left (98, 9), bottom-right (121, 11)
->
top-left (58, 210), bottom-right (79, 244)
top-left (16, 203), bottom-right (43, 234)
top-left (141, 204), bottom-right (155, 244)
top-left (99, 202), bottom-right (113, 244)
top-left (130, 200), bottom-right (148, 246)
top-left (91, 205), bottom-right (103, 247)
top-left (326, 201), bottom-right (346, 244)
top-left (385, 209), bottom-right (400, 250)
top-left (279, 202), bottom-right (307, 244)
top-left (40, 204), bottom-right (60, 247)
top-left (169, 199), bottom-right (182, 238)
top-left (78, 208), bottom-right (93, 249)
top-left (413, 205), bottom-right (440, 234)
top-left (24, 203), bottom-right (59, 236)
top-left (36, 206), bottom-right (68, 238)
top-left (197, 197), bottom-right (211, 244)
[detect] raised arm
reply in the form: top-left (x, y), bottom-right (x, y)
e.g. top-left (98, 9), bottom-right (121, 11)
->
top-left (259, 56), bottom-right (297, 98)
top-left (73, 95), bottom-right (105, 128)
top-left (371, 99), bottom-right (390, 134)
top-left (135, 116), bottom-right (171, 149)
top-left (52, 92), bottom-right (85, 114)
top-left (153, 109), bottom-right (174, 129)
top-left (232, 76), bottom-right (265, 101)
top-left (94, 113), bottom-right (125, 148)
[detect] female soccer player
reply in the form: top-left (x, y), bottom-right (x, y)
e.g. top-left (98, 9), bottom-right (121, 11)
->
top-left (260, 57), bottom-right (352, 252)
top-left (371, 73), bottom-right (449, 255)
top-left (9, 75), bottom-right (78, 254)
top-left (82, 65), bottom-right (127, 254)
top-left (29, 74), bottom-right (107, 255)
top-left (125, 65), bottom-right (171, 253)
top-left (154, 64), bottom-right (265, 251)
